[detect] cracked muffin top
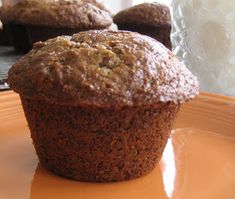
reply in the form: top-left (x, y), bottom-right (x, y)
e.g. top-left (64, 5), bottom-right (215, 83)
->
top-left (8, 30), bottom-right (199, 108)
top-left (79, 0), bottom-right (111, 14)
top-left (113, 3), bottom-right (171, 28)
top-left (0, 0), bottom-right (112, 29)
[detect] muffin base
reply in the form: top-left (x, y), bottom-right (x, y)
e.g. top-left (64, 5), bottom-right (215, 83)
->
top-left (8, 24), bottom-right (93, 53)
top-left (0, 25), bottom-right (13, 46)
top-left (21, 96), bottom-right (179, 182)
top-left (7, 24), bottom-right (31, 53)
top-left (118, 24), bottom-right (172, 50)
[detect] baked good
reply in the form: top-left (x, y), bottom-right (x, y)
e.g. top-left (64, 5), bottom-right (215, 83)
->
top-left (113, 3), bottom-right (172, 49)
top-left (0, 8), bottom-right (7, 45)
top-left (8, 30), bottom-right (199, 182)
top-left (81, 0), bottom-right (112, 15)
top-left (0, 0), bottom-right (113, 53)
top-left (0, 7), bottom-right (12, 46)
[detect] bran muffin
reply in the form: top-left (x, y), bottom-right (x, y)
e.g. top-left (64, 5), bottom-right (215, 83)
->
top-left (0, 6), bottom-right (12, 46)
top-left (81, 0), bottom-right (112, 15)
top-left (0, 21), bottom-right (12, 46)
top-left (8, 30), bottom-right (199, 182)
top-left (113, 3), bottom-right (172, 49)
top-left (1, 0), bottom-right (113, 53)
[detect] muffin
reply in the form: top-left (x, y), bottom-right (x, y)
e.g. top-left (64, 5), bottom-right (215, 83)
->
top-left (81, 0), bottom-right (112, 14)
top-left (113, 3), bottom-right (172, 49)
top-left (0, 21), bottom-right (11, 46)
top-left (0, 7), bottom-right (13, 46)
top-left (8, 30), bottom-right (199, 182)
top-left (0, 0), bottom-right (113, 53)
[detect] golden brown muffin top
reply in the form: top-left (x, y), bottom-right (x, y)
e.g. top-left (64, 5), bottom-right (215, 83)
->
top-left (8, 30), bottom-right (199, 108)
top-left (0, 0), bottom-right (112, 29)
top-left (114, 3), bottom-right (171, 28)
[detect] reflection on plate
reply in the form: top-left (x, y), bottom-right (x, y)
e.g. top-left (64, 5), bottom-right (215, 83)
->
top-left (0, 91), bottom-right (235, 199)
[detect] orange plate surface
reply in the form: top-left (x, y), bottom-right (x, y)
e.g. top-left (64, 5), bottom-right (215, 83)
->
top-left (1, 91), bottom-right (235, 199)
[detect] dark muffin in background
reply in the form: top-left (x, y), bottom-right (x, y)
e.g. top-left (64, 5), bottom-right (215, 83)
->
top-left (8, 30), bottom-right (199, 182)
top-left (0, 0), bottom-right (113, 53)
top-left (0, 7), bottom-right (13, 46)
top-left (0, 21), bottom-right (12, 46)
top-left (114, 3), bottom-right (172, 49)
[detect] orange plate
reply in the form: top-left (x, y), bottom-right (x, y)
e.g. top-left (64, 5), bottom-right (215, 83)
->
top-left (1, 91), bottom-right (235, 199)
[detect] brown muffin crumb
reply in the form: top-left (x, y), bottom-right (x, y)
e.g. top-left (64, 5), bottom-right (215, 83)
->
top-left (21, 96), bottom-right (179, 182)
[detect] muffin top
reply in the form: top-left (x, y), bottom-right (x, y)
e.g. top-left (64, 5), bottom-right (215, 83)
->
top-left (113, 3), bottom-right (171, 28)
top-left (0, 0), bottom-right (112, 29)
top-left (8, 30), bottom-right (199, 108)
top-left (81, 0), bottom-right (111, 14)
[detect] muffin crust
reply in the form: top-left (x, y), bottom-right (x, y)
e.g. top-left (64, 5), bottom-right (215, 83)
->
top-left (113, 3), bottom-right (171, 28)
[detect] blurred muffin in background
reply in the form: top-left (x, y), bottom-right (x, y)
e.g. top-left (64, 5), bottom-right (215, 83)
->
top-left (114, 3), bottom-right (172, 50)
top-left (82, 0), bottom-right (112, 15)
top-left (0, 0), bottom-right (114, 53)
top-left (0, 6), bottom-right (13, 46)
top-left (0, 21), bottom-right (13, 46)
